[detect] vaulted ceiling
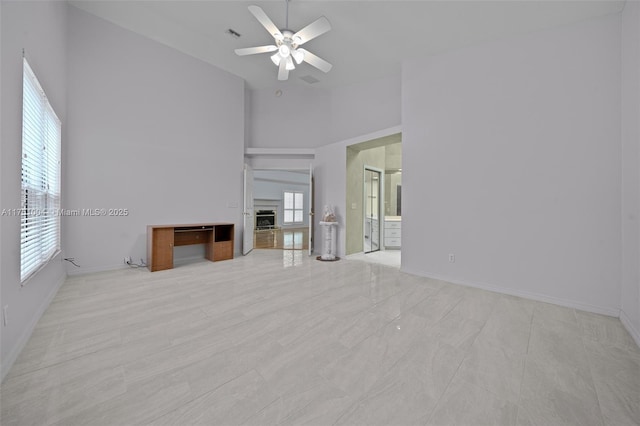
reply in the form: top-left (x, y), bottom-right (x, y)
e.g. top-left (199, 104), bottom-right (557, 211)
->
top-left (69, 0), bottom-right (625, 90)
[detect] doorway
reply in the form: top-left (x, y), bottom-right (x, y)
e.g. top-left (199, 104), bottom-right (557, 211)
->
top-left (245, 167), bottom-right (314, 255)
top-left (345, 133), bottom-right (402, 267)
top-left (364, 166), bottom-right (383, 253)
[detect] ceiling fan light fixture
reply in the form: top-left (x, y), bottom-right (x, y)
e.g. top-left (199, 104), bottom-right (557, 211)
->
top-left (278, 44), bottom-right (290, 58)
top-left (271, 53), bottom-right (282, 66)
top-left (285, 56), bottom-right (295, 70)
top-left (291, 49), bottom-right (305, 64)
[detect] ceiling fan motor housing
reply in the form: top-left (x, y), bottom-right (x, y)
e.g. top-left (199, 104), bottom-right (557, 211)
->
top-left (275, 30), bottom-right (304, 65)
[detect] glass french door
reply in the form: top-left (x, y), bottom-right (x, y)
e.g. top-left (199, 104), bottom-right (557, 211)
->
top-left (364, 167), bottom-right (382, 253)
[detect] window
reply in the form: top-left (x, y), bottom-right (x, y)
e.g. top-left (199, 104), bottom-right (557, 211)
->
top-left (283, 191), bottom-right (303, 224)
top-left (21, 59), bottom-right (61, 283)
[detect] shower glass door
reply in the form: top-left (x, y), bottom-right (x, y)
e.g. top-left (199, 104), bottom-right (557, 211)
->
top-left (364, 167), bottom-right (382, 253)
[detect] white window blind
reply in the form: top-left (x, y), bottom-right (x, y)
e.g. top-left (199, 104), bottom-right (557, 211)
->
top-left (284, 191), bottom-right (303, 224)
top-left (21, 58), bottom-right (61, 283)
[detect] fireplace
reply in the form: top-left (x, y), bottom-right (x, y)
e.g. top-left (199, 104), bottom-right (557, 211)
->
top-left (255, 210), bottom-right (276, 230)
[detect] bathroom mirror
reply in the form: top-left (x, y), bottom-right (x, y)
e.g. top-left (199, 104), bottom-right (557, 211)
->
top-left (385, 170), bottom-right (402, 217)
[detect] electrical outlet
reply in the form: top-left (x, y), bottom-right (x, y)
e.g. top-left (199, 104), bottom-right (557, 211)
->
top-left (124, 256), bottom-right (131, 264)
top-left (448, 253), bottom-right (455, 263)
top-left (3, 305), bottom-right (8, 326)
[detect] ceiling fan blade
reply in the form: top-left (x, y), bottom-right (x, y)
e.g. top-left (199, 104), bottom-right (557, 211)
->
top-left (248, 5), bottom-right (283, 40)
top-left (293, 16), bottom-right (331, 45)
top-left (278, 60), bottom-right (289, 81)
top-left (234, 45), bottom-right (278, 56)
top-left (298, 49), bottom-right (332, 73)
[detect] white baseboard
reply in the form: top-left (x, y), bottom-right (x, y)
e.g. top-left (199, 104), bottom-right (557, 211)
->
top-left (399, 266), bottom-right (620, 317)
top-left (1, 272), bottom-right (67, 382)
top-left (620, 309), bottom-right (640, 349)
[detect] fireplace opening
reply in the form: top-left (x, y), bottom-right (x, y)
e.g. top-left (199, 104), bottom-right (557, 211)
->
top-left (255, 210), bottom-right (276, 230)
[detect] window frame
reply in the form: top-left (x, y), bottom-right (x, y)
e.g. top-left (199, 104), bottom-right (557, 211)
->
top-left (21, 58), bottom-right (62, 284)
top-left (283, 191), bottom-right (304, 224)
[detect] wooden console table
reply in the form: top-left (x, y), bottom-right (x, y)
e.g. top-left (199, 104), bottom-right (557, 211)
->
top-left (146, 223), bottom-right (234, 272)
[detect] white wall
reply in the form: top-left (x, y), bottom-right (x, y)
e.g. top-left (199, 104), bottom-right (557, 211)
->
top-left (621, 1), bottom-right (640, 345)
top-left (65, 6), bottom-right (245, 273)
top-left (247, 155), bottom-right (314, 171)
top-left (247, 73), bottom-right (401, 150)
top-left (402, 15), bottom-right (622, 315)
top-left (0, 2), bottom-right (3, 342)
top-left (1, 1), bottom-right (68, 380)
top-left (249, 85), bottom-right (330, 149)
top-left (329, 74), bottom-right (401, 144)
top-left (314, 143), bottom-right (347, 256)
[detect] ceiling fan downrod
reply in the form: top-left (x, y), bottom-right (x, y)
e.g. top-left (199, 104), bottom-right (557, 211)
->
top-left (285, 0), bottom-right (289, 30)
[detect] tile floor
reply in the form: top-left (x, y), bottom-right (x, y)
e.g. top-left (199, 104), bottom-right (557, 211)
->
top-left (254, 228), bottom-right (309, 250)
top-left (1, 250), bottom-right (638, 426)
top-left (347, 250), bottom-right (401, 268)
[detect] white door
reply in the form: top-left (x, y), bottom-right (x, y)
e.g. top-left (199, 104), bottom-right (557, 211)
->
top-left (308, 163), bottom-right (315, 256)
top-left (243, 164), bottom-right (254, 255)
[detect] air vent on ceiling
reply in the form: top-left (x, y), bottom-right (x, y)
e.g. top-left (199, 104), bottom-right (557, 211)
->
top-left (299, 75), bottom-right (320, 84)
top-left (226, 28), bottom-right (241, 39)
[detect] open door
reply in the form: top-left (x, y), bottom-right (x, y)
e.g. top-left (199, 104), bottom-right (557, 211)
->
top-left (308, 163), bottom-right (315, 256)
top-left (364, 166), bottom-right (383, 254)
top-left (243, 164), bottom-right (254, 255)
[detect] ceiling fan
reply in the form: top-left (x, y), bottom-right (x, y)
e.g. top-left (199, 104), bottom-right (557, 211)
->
top-left (234, 1), bottom-right (332, 81)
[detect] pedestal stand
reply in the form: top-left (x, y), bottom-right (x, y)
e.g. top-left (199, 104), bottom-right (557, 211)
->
top-left (317, 221), bottom-right (339, 261)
